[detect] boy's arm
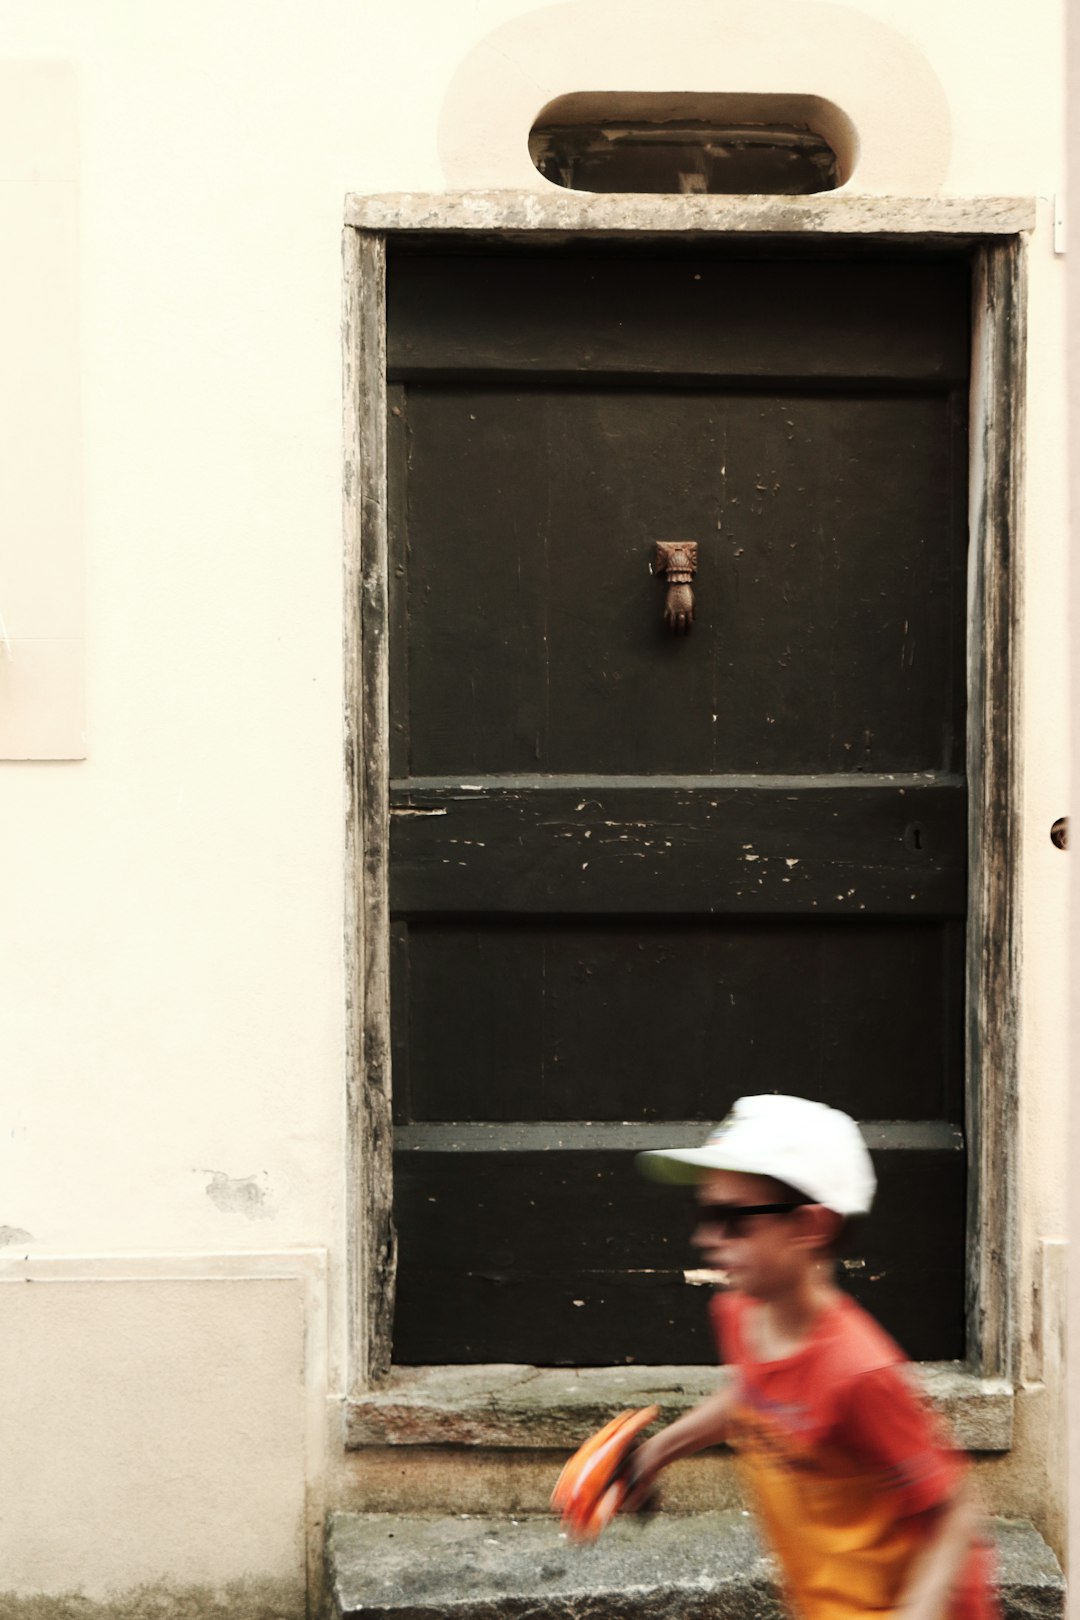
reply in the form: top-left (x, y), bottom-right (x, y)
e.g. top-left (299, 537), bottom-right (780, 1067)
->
top-left (843, 1365), bottom-right (980, 1620)
top-left (892, 1486), bottom-right (980, 1620)
top-left (621, 1383), bottom-right (735, 1512)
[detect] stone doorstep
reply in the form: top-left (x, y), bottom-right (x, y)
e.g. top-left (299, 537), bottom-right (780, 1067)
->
top-left (344, 1364), bottom-right (1014, 1452)
top-left (327, 1512), bottom-right (1064, 1620)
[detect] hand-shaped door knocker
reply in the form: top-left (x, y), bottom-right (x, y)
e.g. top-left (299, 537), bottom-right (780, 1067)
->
top-left (653, 541), bottom-right (698, 633)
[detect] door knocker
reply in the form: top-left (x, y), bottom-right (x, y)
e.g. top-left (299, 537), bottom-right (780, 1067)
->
top-left (653, 541), bottom-right (698, 634)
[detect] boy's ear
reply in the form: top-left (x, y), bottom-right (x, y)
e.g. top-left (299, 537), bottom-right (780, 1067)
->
top-left (793, 1203), bottom-right (844, 1253)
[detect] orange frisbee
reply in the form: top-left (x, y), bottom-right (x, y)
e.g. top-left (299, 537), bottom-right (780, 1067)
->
top-left (551, 1405), bottom-right (659, 1542)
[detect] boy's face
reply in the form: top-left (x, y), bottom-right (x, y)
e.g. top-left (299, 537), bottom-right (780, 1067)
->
top-left (691, 1169), bottom-right (818, 1301)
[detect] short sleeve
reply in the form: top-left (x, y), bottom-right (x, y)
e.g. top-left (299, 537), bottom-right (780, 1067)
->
top-left (840, 1363), bottom-right (963, 1517)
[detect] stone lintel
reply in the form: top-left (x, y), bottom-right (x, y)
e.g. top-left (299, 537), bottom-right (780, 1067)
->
top-left (345, 1363), bottom-right (1013, 1451)
top-left (344, 191), bottom-right (1036, 238)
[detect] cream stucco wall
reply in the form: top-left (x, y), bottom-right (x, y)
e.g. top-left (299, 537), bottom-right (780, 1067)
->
top-left (0, 0), bottom-right (1067, 1606)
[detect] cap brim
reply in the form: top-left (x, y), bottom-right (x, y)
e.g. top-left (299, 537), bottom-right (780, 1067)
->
top-left (635, 1145), bottom-right (756, 1184)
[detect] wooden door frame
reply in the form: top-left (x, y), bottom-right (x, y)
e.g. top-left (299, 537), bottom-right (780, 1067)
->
top-left (342, 193), bottom-right (1032, 1394)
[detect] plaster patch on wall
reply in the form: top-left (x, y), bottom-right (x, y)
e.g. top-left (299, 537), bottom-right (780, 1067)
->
top-left (200, 1170), bottom-right (275, 1221)
top-left (0, 1227), bottom-right (33, 1247)
top-left (0, 61), bottom-right (85, 759)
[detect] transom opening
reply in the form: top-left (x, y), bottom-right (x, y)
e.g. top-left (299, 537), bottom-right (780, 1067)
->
top-left (530, 92), bottom-right (856, 195)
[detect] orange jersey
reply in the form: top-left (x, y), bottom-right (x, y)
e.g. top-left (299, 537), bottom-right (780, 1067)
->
top-left (712, 1291), bottom-right (997, 1620)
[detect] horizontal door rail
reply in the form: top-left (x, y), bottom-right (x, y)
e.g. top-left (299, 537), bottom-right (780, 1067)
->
top-left (394, 1120), bottom-right (964, 1153)
top-left (390, 779), bottom-right (966, 916)
top-left (394, 773), bottom-right (966, 791)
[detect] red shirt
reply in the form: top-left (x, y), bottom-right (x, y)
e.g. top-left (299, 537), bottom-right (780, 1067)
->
top-left (713, 1290), bottom-right (997, 1620)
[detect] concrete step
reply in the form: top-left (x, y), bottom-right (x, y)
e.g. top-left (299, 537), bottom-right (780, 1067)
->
top-left (327, 1510), bottom-right (1064, 1620)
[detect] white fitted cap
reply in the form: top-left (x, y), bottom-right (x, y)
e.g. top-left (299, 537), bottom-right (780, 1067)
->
top-left (636, 1094), bottom-right (876, 1216)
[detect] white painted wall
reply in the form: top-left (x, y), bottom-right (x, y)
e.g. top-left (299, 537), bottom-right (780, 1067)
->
top-left (0, 0), bottom-right (1067, 1603)
top-left (1065, 4), bottom-right (1080, 1607)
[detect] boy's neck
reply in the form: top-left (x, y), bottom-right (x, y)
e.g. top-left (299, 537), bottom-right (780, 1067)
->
top-left (749, 1265), bottom-right (842, 1360)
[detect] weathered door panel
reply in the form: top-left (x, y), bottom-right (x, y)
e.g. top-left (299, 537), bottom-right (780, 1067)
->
top-left (391, 918), bottom-right (964, 1124)
top-left (391, 1133), bottom-right (964, 1364)
top-left (397, 388), bottom-right (965, 776)
top-left (385, 249), bottom-right (970, 1365)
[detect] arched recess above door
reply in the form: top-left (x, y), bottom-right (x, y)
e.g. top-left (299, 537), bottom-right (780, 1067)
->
top-left (437, 0), bottom-right (951, 194)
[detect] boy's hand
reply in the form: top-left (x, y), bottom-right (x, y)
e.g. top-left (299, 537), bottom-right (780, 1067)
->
top-left (619, 1434), bottom-right (665, 1515)
top-left (621, 1382), bottom-right (734, 1515)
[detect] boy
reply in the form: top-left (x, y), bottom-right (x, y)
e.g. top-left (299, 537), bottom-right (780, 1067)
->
top-left (625, 1093), bottom-right (996, 1620)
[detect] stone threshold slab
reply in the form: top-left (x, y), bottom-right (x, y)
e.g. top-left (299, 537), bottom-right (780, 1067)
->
top-left (345, 1363), bottom-right (1012, 1452)
top-left (327, 1512), bottom-right (1062, 1620)
top-left (345, 191), bottom-right (1036, 237)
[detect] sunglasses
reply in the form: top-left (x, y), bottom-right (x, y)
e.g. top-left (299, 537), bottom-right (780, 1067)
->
top-left (693, 1201), bottom-right (804, 1238)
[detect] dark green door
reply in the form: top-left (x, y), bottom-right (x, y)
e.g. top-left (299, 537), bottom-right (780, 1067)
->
top-left (386, 247), bottom-right (969, 1365)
